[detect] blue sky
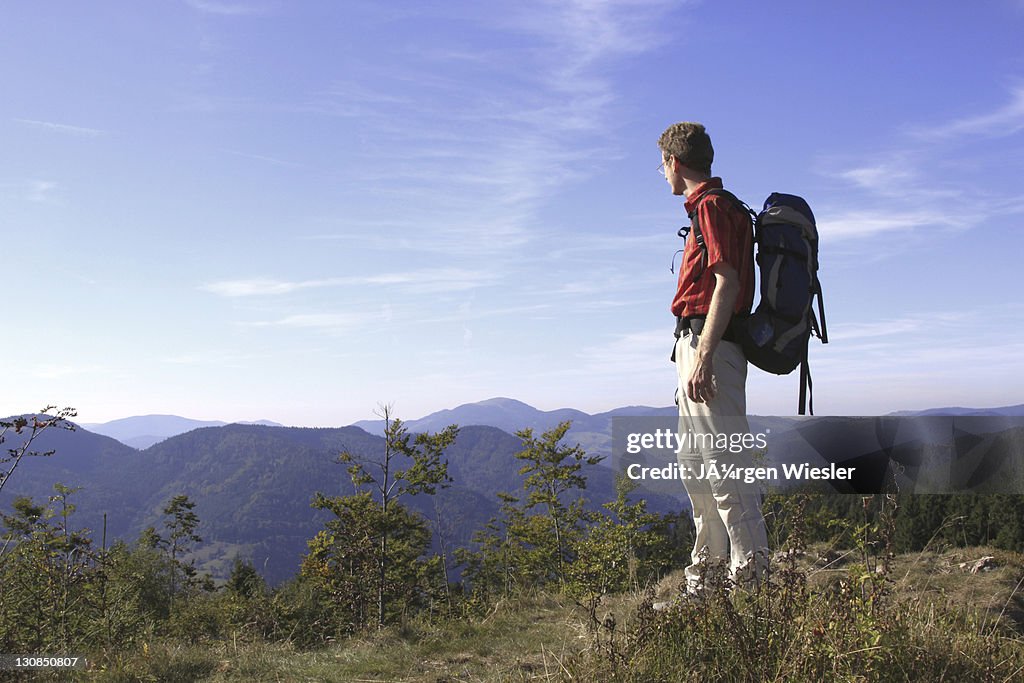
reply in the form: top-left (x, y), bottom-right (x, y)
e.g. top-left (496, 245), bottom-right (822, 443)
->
top-left (3, 1), bottom-right (1024, 426)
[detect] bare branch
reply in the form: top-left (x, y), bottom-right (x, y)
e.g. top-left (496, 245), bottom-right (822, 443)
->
top-left (0, 406), bottom-right (77, 494)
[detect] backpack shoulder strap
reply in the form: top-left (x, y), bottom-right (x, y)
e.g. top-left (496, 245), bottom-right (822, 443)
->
top-left (688, 188), bottom-right (756, 223)
top-left (685, 188), bottom-right (755, 283)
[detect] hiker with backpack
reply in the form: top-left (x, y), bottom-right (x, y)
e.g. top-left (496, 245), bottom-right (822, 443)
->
top-left (658, 122), bottom-right (770, 597)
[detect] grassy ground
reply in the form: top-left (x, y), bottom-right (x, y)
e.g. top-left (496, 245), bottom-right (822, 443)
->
top-left (571, 544), bottom-right (1024, 682)
top-left (47, 545), bottom-right (1024, 682)
top-left (74, 593), bottom-right (583, 682)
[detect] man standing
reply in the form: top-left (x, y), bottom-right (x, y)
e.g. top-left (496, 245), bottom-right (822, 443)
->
top-left (659, 122), bottom-right (769, 595)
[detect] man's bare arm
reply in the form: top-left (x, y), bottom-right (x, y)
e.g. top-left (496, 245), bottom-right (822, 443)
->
top-left (687, 262), bottom-right (740, 403)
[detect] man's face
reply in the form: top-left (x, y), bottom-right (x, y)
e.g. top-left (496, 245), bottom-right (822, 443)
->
top-left (662, 154), bottom-right (684, 196)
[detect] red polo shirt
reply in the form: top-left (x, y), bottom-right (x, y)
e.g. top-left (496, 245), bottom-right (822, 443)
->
top-left (670, 178), bottom-right (755, 319)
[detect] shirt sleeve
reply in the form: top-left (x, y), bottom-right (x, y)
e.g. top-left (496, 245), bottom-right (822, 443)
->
top-left (697, 196), bottom-right (747, 274)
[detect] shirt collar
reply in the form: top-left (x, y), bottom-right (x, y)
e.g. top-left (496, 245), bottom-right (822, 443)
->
top-left (683, 177), bottom-right (724, 214)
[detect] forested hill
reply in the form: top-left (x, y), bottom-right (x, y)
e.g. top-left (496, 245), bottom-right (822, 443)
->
top-left (7, 405), bottom-right (1023, 587)
top-left (0, 420), bottom-right (682, 586)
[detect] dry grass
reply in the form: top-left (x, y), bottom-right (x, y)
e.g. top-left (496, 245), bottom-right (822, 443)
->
top-left (565, 544), bottom-right (1024, 683)
top-left (71, 547), bottom-right (1024, 682)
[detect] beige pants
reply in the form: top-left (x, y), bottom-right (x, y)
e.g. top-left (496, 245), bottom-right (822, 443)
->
top-left (675, 333), bottom-right (769, 592)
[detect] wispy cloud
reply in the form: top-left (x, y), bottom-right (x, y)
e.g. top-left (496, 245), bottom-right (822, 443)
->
top-left (834, 159), bottom-right (919, 196)
top-left (573, 328), bottom-right (669, 377)
top-left (201, 268), bottom-right (495, 297)
top-left (161, 350), bottom-right (270, 366)
top-left (539, 232), bottom-right (670, 260)
top-left (825, 317), bottom-right (927, 343)
top-left (751, 305), bottom-right (1024, 414)
top-left (913, 85), bottom-right (1024, 139)
top-left (33, 363), bottom-right (105, 379)
top-left (823, 84), bottom-right (1024, 243)
top-left (202, 278), bottom-right (319, 297)
top-left (288, 1), bottom-right (676, 258)
top-left (27, 180), bottom-right (57, 203)
top-left (817, 208), bottom-right (963, 240)
top-left (183, 0), bottom-right (272, 16)
top-left (246, 313), bottom-right (363, 330)
top-left (14, 118), bottom-right (105, 137)
top-left (293, 81), bottom-right (413, 118)
top-left (222, 149), bottom-right (303, 168)
top-left (809, 307), bottom-right (1020, 371)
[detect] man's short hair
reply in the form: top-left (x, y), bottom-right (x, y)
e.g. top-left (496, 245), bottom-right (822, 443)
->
top-left (658, 122), bottom-right (714, 175)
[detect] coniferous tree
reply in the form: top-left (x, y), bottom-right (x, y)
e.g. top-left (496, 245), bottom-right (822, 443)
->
top-left (457, 491), bottom-right (526, 603)
top-left (227, 556), bottom-right (265, 599)
top-left (304, 405), bottom-right (458, 629)
top-left (462, 421), bottom-right (602, 597)
top-left (160, 494), bottom-right (203, 604)
top-left (0, 485), bottom-right (95, 652)
top-left (513, 421), bottom-right (602, 588)
top-left (568, 474), bottom-right (674, 624)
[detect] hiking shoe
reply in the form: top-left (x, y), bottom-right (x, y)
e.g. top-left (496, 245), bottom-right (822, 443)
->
top-left (652, 592), bottom-right (704, 611)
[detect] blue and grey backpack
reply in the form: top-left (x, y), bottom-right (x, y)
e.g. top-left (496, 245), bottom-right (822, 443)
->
top-left (686, 190), bottom-right (828, 415)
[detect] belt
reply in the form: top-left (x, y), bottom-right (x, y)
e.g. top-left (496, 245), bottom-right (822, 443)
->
top-left (673, 315), bottom-right (739, 341)
top-left (671, 317), bottom-right (737, 339)
top-left (674, 315), bottom-right (700, 339)
top-left (671, 315), bottom-right (740, 362)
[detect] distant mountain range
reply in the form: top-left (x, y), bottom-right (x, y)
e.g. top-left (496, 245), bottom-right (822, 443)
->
top-left (889, 405), bottom-right (1024, 417)
top-left (82, 415), bottom-right (284, 449)
top-left (6, 398), bottom-right (1022, 586)
top-left (81, 398), bottom-right (678, 455)
top-left (82, 398), bottom-right (1024, 450)
top-left (353, 397), bottom-right (678, 462)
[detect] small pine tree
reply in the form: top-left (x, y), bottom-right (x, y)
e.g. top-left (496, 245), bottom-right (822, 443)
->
top-left (160, 494), bottom-right (203, 603)
top-left (513, 421), bottom-right (602, 588)
top-left (568, 474), bottom-right (675, 625)
top-left (304, 405), bottom-right (458, 629)
top-left (0, 484), bottom-right (96, 652)
top-left (226, 556), bottom-right (265, 599)
top-left (461, 421), bottom-right (603, 598)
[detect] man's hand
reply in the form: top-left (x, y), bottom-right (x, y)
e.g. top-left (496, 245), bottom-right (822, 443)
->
top-left (687, 350), bottom-right (717, 403)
